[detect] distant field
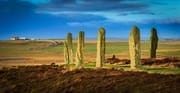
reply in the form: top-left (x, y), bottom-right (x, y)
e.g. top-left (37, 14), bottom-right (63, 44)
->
top-left (0, 40), bottom-right (180, 66)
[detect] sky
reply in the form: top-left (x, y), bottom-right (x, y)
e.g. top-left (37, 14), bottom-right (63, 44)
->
top-left (0, 0), bottom-right (180, 40)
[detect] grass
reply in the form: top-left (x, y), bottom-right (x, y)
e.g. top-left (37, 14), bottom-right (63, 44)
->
top-left (0, 40), bottom-right (179, 92)
top-left (0, 65), bottom-right (179, 93)
top-left (0, 40), bottom-right (180, 74)
top-left (0, 40), bottom-right (62, 57)
top-left (0, 40), bottom-right (180, 57)
top-left (140, 66), bottom-right (180, 74)
top-left (71, 62), bottom-right (180, 74)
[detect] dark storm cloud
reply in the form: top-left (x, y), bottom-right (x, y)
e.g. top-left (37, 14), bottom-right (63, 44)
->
top-left (51, 0), bottom-right (76, 4)
top-left (0, 0), bottom-right (107, 31)
top-left (118, 11), bottom-right (155, 16)
top-left (40, 0), bottom-right (149, 12)
top-left (79, 0), bottom-right (120, 3)
top-left (0, 0), bottom-right (37, 30)
top-left (0, 0), bottom-right (36, 14)
top-left (0, 0), bottom-right (107, 22)
top-left (0, 0), bottom-right (150, 17)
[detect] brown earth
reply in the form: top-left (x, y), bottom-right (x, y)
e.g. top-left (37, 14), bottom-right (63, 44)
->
top-left (0, 65), bottom-right (179, 93)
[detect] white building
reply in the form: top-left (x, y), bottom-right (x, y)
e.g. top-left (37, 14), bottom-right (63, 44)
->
top-left (10, 37), bottom-right (19, 40)
top-left (10, 37), bottom-right (30, 40)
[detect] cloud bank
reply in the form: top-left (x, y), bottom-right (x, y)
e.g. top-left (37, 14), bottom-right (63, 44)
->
top-left (0, 0), bottom-right (179, 40)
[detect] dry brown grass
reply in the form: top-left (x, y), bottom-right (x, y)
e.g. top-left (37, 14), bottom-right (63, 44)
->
top-left (0, 66), bottom-right (179, 93)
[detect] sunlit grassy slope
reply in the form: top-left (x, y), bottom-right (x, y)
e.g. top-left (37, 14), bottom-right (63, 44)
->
top-left (0, 40), bottom-right (179, 57)
top-left (0, 40), bottom-right (179, 74)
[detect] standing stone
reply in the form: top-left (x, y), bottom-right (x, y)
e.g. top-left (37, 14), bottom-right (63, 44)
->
top-left (64, 41), bottom-right (70, 64)
top-left (129, 26), bottom-right (141, 69)
top-left (76, 31), bottom-right (85, 68)
top-left (149, 28), bottom-right (158, 58)
top-left (67, 33), bottom-right (74, 64)
top-left (96, 27), bottom-right (106, 67)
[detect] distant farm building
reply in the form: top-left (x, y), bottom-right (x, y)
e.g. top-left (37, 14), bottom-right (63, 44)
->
top-left (10, 37), bottom-right (19, 40)
top-left (10, 37), bottom-right (30, 40)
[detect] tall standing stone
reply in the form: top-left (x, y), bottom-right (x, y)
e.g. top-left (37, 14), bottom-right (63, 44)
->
top-left (149, 28), bottom-right (158, 58)
top-left (96, 27), bottom-right (106, 67)
top-left (64, 41), bottom-right (70, 64)
top-left (67, 33), bottom-right (74, 64)
top-left (76, 31), bottom-right (85, 68)
top-left (129, 26), bottom-right (141, 69)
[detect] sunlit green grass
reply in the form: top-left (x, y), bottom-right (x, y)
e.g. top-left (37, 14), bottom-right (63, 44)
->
top-left (0, 40), bottom-right (180, 57)
top-left (140, 66), bottom-right (180, 74)
top-left (0, 40), bottom-right (179, 74)
top-left (70, 62), bottom-right (180, 74)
